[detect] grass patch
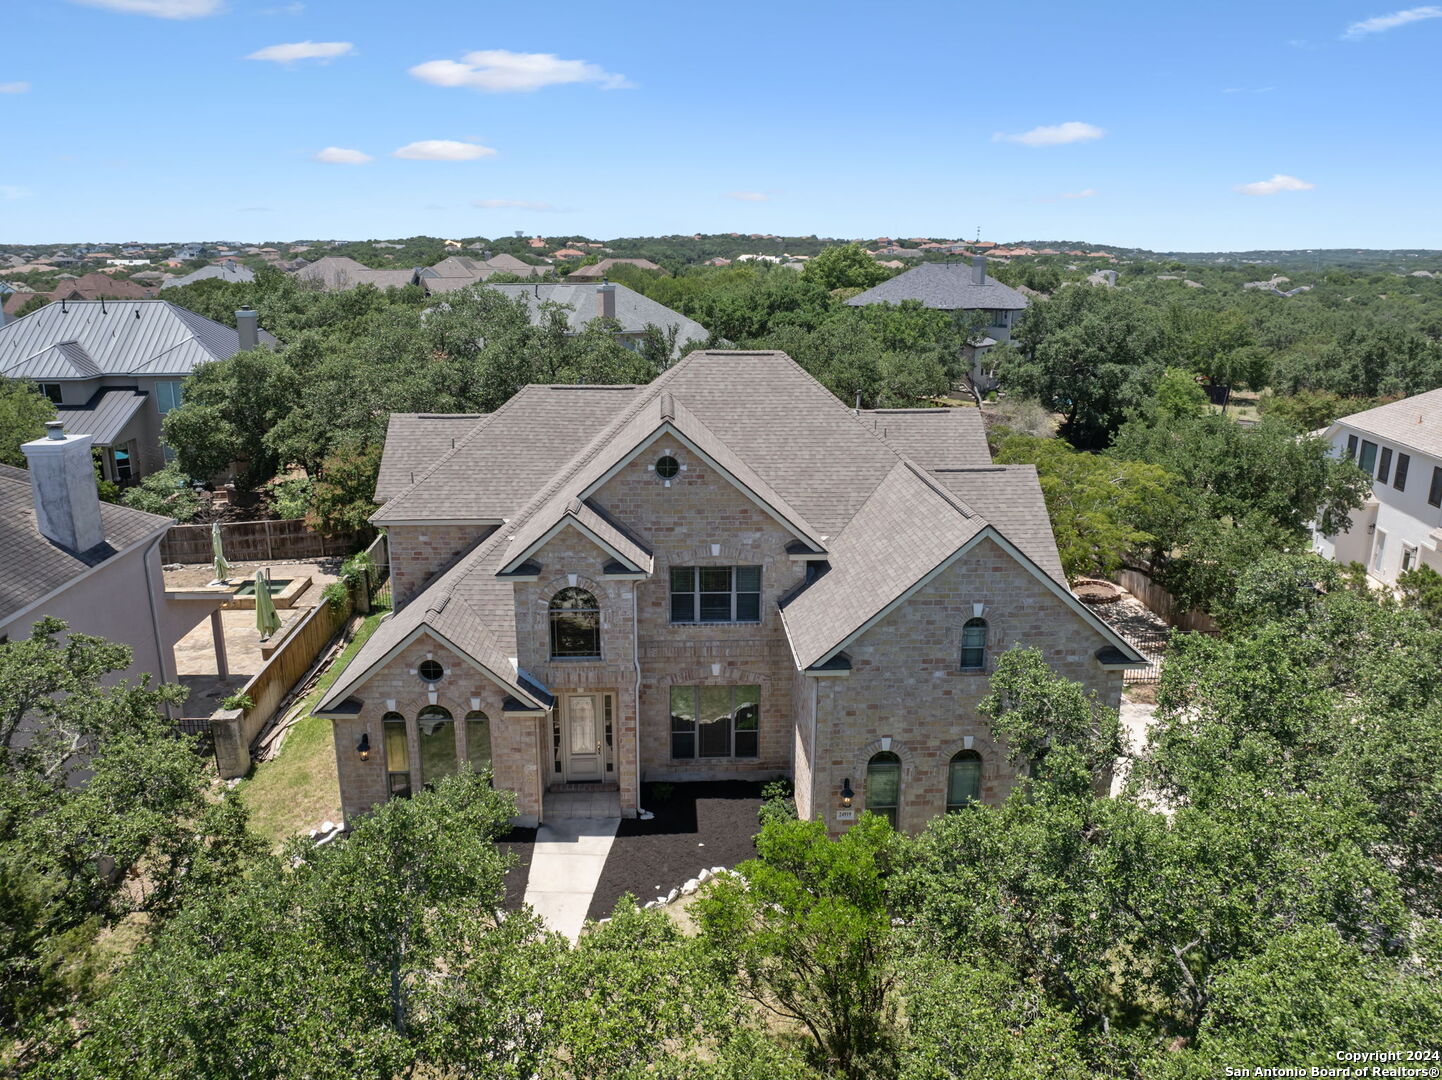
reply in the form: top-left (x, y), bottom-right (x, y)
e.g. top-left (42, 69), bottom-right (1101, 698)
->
top-left (239, 599), bottom-right (391, 848)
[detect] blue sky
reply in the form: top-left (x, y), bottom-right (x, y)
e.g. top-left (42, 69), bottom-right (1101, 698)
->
top-left (2, 0), bottom-right (1440, 249)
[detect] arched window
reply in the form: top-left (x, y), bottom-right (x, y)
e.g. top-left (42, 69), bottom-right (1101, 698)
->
top-left (947, 750), bottom-right (982, 812)
top-left (550, 587), bottom-right (601, 659)
top-left (960, 617), bottom-right (988, 671)
top-left (465, 710), bottom-right (491, 778)
top-left (417, 705), bottom-right (457, 785)
top-left (866, 751), bottom-right (901, 828)
top-left (382, 710), bottom-right (410, 798)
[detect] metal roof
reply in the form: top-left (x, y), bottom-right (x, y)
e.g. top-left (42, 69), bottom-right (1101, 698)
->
top-left (54, 387), bottom-right (149, 447)
top-left (0, 299), bottom-right (276, 381)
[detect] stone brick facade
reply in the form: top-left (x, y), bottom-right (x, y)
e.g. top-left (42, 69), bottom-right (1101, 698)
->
top-left (331, 635), bottom-right (545, 826)
top-left (805, 537), bottom-right (1124, 834)
top-left (348, 460), bottom-right (1125, 835)
top-left (387, 523), bottom-right (497, 608)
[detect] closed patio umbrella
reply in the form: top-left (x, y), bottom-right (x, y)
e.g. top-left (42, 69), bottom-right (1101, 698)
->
top-left (254, 568), bottom-right (280, 641)
top-left (211, 521), bottom-right (230, 584)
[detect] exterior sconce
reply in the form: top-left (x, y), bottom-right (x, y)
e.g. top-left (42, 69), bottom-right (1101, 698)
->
top-left (357, 732), bottom-right (370, 761)
top-left (840, 778), bottom-right (854, 808)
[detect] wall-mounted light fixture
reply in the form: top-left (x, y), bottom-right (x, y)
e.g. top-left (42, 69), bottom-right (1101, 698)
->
top-left (840, 778), bottom-right (854, 808)
top-left (357, 732), bottom-right (370, 761)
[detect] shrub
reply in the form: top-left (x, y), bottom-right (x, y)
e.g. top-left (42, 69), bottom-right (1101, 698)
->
top-left (119, 464), bottom-right (203, 522)
top-left (264, 474), bottom-right (313, 520)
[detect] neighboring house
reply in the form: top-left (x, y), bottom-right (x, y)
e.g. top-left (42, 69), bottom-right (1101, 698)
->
top-left (316, 350), bottom-right (1141, 832)
top-left (1313, 388), bottom-right (1442, 585)
top-left (0, 426), bottom-right (224, 693)
top-left (480, 282), bottom-right (709, 356)
top-left (566, 258), bottom-right (665, 282)
top-left (162, 262), bottom-right (255, 289)
top-left (0, 301), bottom-right (275, 483)
top-left (292, 257), bottom-right (423, 292)
top-left (51, 272), bottom-right (154, 302)
top-left (845, 257), bottom-right (1029, 392)
top-left (418, 254), bottom-right (546, 294)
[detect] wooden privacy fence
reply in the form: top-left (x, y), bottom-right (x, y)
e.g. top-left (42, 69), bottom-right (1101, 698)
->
top-left (1114, 566), bottom-right (1219, 634)
top-left (162, 518), bottom-right (361, 564)
top-left (210, 532), bottom-right (389, 778)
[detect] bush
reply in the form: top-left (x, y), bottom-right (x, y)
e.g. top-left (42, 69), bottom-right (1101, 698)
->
top-left (758, 779), bottom-right (797, 828)
top-left (119, 464), bottom-right (203, 522)
top-left (264, 474), bottom-right (312, 520)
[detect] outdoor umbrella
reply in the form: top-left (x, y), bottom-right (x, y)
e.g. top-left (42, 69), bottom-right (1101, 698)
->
top-left (254, 568), bottom-right (281, 641)
top-left (211, 521), bottom-right (230, 584)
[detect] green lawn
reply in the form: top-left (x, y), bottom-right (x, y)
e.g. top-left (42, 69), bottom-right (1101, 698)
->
top-left (238, 599), bottom-right (391, 848)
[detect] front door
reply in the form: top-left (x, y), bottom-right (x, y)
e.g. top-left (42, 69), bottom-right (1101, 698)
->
top-left (563, 694), bottom-right (603, 782)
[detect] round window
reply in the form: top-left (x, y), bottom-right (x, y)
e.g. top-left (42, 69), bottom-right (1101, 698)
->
top-left (418, 659), bottom-right (444, 683)
top-left (656, 455), bottom-right (680, 479)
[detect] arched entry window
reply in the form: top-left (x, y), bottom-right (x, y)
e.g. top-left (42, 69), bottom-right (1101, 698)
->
top-left (465, 710), bottom-right (491, 779)
top-left (382, 710), bottom-right (410, 798)
top-left (550, 587), bottom-right (601, 659)
top-left (947, 750), bottom-right (982, 812)
top-left (960, 618), bottom-right (988, 671)
top-left (866, 751), bottom-right (901, 828)
top-left (417, 705), bottom-right (457, 785)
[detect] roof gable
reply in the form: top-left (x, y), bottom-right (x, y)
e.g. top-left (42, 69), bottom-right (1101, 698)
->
top-left (845, 262), bottom-right (1030, 312)
top-left (1332, 388), bottom-right (1442, 461)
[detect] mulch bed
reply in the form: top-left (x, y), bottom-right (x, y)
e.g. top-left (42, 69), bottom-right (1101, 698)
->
top-left (586, 780), bottom-right (766, 921)
top-left (496, 826), bottom-right (537, 911)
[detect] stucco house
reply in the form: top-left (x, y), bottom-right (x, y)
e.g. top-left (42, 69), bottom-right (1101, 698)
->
top-left (1, 423), bottom-right (225, 697)
top-left (0, 300), bottom-right (274, 483)
top-left (317, 350), bottom-right (1141, 833)
top-left (1313, 388), bottom-right (1442, 584)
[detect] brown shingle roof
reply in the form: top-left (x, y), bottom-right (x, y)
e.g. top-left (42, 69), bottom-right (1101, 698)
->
top-left (374, 413), bottom-right (486, 503)
top-left (860, 408), bottom-right (990, 468)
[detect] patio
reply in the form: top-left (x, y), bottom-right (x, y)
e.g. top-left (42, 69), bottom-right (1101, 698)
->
top-left (167, 557), bottom-right (342, 713)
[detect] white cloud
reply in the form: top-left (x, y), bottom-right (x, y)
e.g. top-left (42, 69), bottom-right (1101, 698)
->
top-left (472, 198), bottom-right (558, 211)
top-left (1235, 173), bottom-right (1316, 195)
top-left (408, 49), bottom-right (633, 92)
top-left (0, 186), bottom-right (31, 200)
top-left (246, 41), bottom-right (353, 63)
top-left (1343, 5), bottom-right (1442, 38)
top-left (994, 121), bottom-right (1105, 147)
top-left (1060, 188), bottom-right (1097, 199)
top-left (313, 146), bottom-right (373, 165)
top-left (0, 82), bottom-right (29, 94)
top-left (394, 140), bottom-right (497, 161)
top-left (68, 0), bottom-right (223, 17)
top-left (725, 191), bottom-right (770, 202)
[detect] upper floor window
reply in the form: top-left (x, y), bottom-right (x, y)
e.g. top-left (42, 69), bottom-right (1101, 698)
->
top-left (155, 380), bottom-right (184, 414)
top-left (1378, 447), bottom-right (1393, 485)
top-left (866, 751), bottom-right (901, 828)
top-left (960, 617), bottom-right (988, 671)
top-left (670, 566), bottom-right (761, 623)
top-left (1396, 453), bottom-right (1411, 492)
top-left (1359, 440), bottom-right (1379, 476)
top-left (37, 382), bottom-right (62, 405)
top-left (550, 587), bottom-right (601, 659)
top-left (947, 750), bottom-right (982, 811)
top-left (989, 310), bottom-right (1009, 329)
top-left (1429, 466), bottom-right (1442, 509)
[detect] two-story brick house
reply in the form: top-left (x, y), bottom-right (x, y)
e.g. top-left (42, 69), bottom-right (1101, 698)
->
top-left (316, 350), bottom-right (1141, 833)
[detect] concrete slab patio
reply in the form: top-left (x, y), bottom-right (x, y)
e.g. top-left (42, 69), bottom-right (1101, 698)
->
top-left (523, 814), bottom-right (620, 942)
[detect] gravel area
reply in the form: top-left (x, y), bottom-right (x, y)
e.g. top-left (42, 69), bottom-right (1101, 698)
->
top-left (497, 826), bottom-right (536, 911)
top-left (586, 781), bottom-right (765, 921)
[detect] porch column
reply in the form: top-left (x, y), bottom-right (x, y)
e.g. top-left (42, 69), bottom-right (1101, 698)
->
top-left (209, 608), bottom-right (229, 681)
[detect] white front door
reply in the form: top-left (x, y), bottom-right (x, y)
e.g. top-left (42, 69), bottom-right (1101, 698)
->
top-left (563, 694), bottom-right (603, 782)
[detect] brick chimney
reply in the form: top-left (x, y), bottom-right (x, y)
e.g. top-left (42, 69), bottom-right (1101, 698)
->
top-left (971, 256), bottom-right (987, 286)
top-left (596, 283), bottom-right (617, 321)
top-left (235, 307), bottom-right (259, 350)
top-left (20, 421), bottom-right (105, 553)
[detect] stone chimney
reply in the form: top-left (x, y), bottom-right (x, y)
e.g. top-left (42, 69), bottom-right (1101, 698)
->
top-left (596, 283), bottom-right (617, 321)
top-left (235, 307), bottom-right (259, 351)
top-left (20, 421), bottom-right (105, 553)
top-left (971, 255), bottom-right (987, 286)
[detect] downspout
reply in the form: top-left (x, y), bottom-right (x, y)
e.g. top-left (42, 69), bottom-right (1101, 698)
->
top-left (633, 580), bottom-right (649, 819)
top-left (141, 533), bottom-right (172, 720)
top-left (811, 676), bottom-right (818, 820)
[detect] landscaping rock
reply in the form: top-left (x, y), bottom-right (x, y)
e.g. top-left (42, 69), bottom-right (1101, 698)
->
top-left (681, 878), bottom-right (700, 896)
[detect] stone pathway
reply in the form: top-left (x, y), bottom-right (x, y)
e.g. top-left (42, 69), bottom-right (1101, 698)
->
top-left (523, 807), bottom-right (620, 942)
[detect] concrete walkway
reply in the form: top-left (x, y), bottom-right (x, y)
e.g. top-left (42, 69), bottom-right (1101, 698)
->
top-left (522, 814), bottom-right (620, 942)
